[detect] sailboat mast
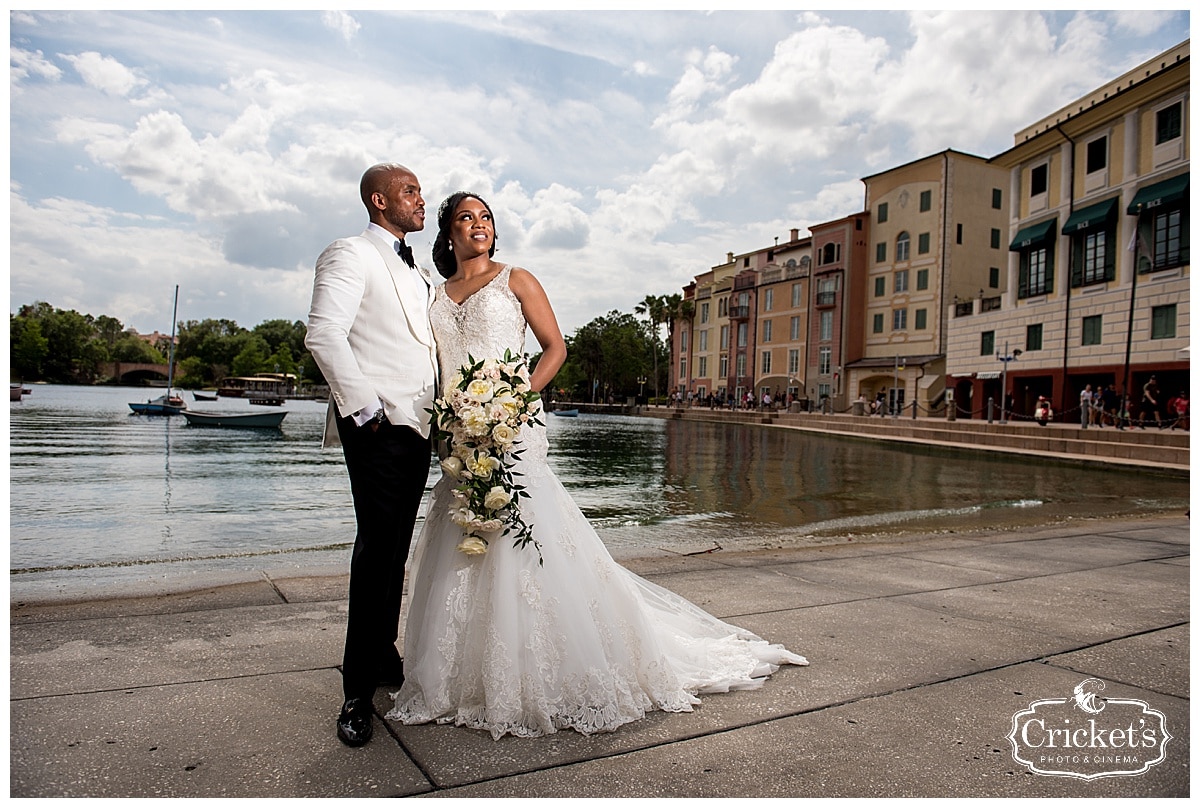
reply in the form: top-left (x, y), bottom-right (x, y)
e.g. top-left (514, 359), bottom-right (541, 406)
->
top-left (167, 284), bottom-right (179, 392)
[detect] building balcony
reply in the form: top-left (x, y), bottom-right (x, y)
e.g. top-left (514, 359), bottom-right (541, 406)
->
top-left (815, 291), bottom-right (837, 307)
top-left (729, 305), bottom-right (751, 320)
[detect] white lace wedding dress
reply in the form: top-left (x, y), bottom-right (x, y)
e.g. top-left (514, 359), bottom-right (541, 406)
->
top-left (387, 265), bottom-right (807, 740)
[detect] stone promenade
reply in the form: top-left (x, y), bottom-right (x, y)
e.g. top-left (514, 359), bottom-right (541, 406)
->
top-left (9, 515), bottom-right (1189, 798)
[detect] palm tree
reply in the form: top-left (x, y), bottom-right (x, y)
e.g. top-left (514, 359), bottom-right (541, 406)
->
top-left (677, 298), bottom-right (695, 398)
top-left (661, 293), bottom-right (683, 397)
top-left (634, 294), bottom-right (665, 401)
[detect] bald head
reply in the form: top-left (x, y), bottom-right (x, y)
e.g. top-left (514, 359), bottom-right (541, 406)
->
top-left (359, 163), bottom-right (425, 237)
top-left (360, 163), bottom-right (414, 211)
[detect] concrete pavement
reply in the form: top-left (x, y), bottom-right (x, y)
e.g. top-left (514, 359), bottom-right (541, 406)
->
top-left (9, 514), bottom-right (1190, 798)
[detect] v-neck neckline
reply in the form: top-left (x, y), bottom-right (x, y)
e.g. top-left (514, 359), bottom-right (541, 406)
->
top-left (444, 265), bottom-right (508, 307)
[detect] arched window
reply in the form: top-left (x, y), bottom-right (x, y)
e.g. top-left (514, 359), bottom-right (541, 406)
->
top-left (896, 232), bottom-right (911, 262)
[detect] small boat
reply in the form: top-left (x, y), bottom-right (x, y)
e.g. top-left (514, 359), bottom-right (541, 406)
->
top-left (191, 391), bottom-right (218, 401)
top-left (10, 384), bottom-right (24, 402)
top-left (182, 410), bottom-right (287, 429)
top-left (129, 393), bottom-right (186, 416)
top-left (130, 285), bottom-right (185, 416)
top-left (552, 408), bottom-right (579, 417)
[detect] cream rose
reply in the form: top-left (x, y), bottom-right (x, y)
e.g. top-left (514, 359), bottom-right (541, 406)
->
top-left (491, 423), bottom-right (518, 446)
top-left (456, 536), bottom-right (489, 556)
top-left (440, 455), bottom-right (465, 479)
top-left (483, 486), bottom-right (512, 510)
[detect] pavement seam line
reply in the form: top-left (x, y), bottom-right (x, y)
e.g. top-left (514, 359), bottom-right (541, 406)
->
top-left (418, 622), bottom-right (1189, 791)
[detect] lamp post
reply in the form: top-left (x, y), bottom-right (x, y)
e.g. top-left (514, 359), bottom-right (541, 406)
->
top-left (996, 342), bottom-right (1022, 424)
top-left (637, 375), bottom-right (646, 402)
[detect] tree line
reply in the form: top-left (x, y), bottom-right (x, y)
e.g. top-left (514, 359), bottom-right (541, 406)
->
top-left (10, 293), bottom-right (695, 400)
top-left (10, 301), bottom-right (313, 389)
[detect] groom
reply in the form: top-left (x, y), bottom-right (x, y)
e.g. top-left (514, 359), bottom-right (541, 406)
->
top-left (305, 163), bottom-right (438, 747)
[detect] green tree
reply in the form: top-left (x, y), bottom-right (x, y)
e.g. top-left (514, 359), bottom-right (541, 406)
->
top-left (18, 304), bottom-right (99, 382)
top-left (553, 311), bottom-right (654, 403)
top-left (10, 315), bottom-right (49, 380)
top-left (111, 333), bottom-right (166, 363)
top-left (176, 356), bottom-right (208, 389)
top-left (176, 318), bottom-right (247, 384)
top-left (231, 334), bottom-right (271, 377)
top-left (93, 315), bottom-right (125, 353)
top-left (634, 294), bottom-right (666, 401)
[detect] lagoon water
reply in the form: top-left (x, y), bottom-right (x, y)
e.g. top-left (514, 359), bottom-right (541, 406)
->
top-left (9, 385), bottom-right (1189, 600)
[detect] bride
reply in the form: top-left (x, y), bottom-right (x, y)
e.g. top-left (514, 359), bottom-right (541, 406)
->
top-left (388, 192), bottom-right (807, 740)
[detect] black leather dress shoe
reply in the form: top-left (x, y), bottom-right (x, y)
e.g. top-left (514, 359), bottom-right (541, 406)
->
top-left (336, 698), bottom-right (373, 747)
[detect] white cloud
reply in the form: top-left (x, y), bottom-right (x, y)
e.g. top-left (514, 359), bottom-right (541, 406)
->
top-left (10, 47), bottom-right (63, 83)
top-left (321, 11), bottom-right (361, 43)
top-left (60, 51), bottom-right (146, 96)
top-left (9, 9), bottom-right (1192, 339)
top-left (1111, 10), bottom-right (1178, 37)
top-left (523, 184), bottom-right (591, 250)
top-left (9, 189), bottom-right (315, 332)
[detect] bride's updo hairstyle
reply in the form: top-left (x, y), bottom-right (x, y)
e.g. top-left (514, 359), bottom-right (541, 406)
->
top-left (432, 191), bottom-right (498, 279)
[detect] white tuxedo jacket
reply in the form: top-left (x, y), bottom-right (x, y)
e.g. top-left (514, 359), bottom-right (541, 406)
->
top-left (305, 228), bottom-right (438, 447)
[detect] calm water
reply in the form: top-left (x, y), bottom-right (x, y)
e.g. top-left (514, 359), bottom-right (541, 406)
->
top-left (9, 385), bottom-right (1189, 599)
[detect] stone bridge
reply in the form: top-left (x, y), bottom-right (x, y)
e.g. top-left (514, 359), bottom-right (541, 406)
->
top-left (98, 361), bottom-right (176, 384)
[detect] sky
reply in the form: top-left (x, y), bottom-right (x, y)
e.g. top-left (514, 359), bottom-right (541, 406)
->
top-left (7, 7), bottom-right (1191, 340)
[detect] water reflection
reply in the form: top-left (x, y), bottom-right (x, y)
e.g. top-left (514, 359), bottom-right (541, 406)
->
top-left (9, 388), bottom-right (1189, 594)
top-left (555, 416), bottom-right (1188, 552)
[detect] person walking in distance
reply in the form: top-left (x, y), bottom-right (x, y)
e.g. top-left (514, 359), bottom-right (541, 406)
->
top-left (1141, 375), bottom-right (1163, 428)
top-left (305, 163), bottom-right (438, 747)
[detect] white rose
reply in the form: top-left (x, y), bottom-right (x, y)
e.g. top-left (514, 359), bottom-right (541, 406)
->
top-left (483, 486), bottom-right (512, 510)
top-left (440, 456), bottom-right (465, 479)
top-left (479, 518), bottom-right (503, 532)
top-left (492, 423), bottom-right (518, 447)
top-left (456, 536), bottom-right (489, 556)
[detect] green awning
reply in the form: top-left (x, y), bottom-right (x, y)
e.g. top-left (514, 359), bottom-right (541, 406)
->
top-left (1061, 197), bottom-right (1118, 235)
top-left (1008, 218), bottom-right (1057, 251)
top-left (1126, 173), bottom-right (1189, 214)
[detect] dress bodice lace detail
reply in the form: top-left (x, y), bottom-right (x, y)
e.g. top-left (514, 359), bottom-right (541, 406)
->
top-left (431, 265), bottom-right (527, 381)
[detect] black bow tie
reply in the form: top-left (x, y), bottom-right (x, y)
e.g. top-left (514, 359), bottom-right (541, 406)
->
top-left (395, 239), bottom-right (415, 269)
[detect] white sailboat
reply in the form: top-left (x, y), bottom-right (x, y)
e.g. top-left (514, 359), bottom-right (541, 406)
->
top-left (129, 285), bottom-right (185, 415)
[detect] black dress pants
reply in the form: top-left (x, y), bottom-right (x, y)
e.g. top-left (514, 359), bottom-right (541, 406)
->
top-left (335, 414), bottom-right (431, 702)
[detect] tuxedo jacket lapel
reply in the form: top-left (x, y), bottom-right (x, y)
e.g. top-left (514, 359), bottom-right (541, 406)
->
top-left (364, 233), bottom-right (433, 348)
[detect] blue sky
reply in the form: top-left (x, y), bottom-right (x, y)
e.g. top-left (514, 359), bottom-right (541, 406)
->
top-left (8, 8), bottom-right (1190, 338)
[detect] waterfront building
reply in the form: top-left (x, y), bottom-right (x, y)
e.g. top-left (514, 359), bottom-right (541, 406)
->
top-left (669, 41), bottom-right (1188, 419)
top-left (853, 151), bottom-right (1010, 415)
top-left (807, 213), bottom-right (868, 412)
top-left (752, 230), bottom-right (814, 405)
top-left (674, 230), bottom-right (812, 405)
top-left (677, 258), bottom-right (737, 403)
top-left (946, 41), bottom-right (1190, 419)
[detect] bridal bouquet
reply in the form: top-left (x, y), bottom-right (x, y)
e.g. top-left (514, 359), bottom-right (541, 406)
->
top-left (429, 349), bottom-right (544, 563)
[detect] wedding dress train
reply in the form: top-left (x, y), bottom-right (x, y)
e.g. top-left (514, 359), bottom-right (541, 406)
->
top-left (387, 266), bottom-right (807, 739)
